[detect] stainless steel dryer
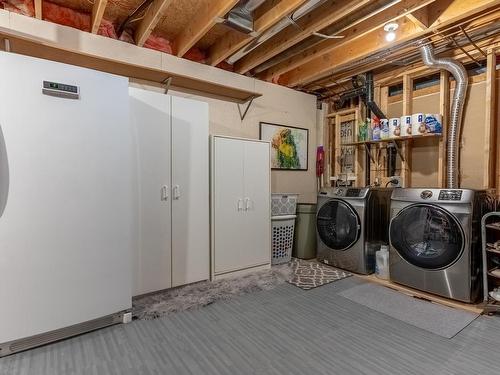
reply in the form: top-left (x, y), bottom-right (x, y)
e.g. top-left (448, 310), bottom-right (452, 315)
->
top-left (316, 187), bottom-right (392, 274)
top-left (389, 188), bottom-right (492, 303)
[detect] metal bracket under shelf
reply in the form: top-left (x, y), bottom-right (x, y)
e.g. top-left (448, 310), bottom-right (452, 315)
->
top-left (237, 95), bottom-right (258, 121)
top-left (391, 140), bottom-right (405, 163)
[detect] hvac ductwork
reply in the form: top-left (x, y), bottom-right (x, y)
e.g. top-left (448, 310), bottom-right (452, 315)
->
top-left (419, 42), bottom-right (468, 189)
top-left (224, 0), bottom-right (267, 34)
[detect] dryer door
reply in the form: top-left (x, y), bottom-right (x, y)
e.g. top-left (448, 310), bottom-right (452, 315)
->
top-left (317, 199), bottom-right (361, 251)
top-left (390, 204), bottom-right (464, 270)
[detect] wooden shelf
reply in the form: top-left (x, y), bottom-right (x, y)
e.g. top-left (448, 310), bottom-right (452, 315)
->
top-left (340, 133), bottom-right (442, 147)
top-left (486, 223), bottom-right (500, 231)
top-left (486, 246), bottom-right (500, 255)
top-left (0, 10), bottom-right (262, 104)
top-left (487, 267), bottom-right (500, 279)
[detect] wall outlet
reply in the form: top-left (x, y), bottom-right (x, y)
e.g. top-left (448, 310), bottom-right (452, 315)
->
top-left (389, 176), bottom-right (402, 187)
top-left (122, 312), bottom-right (132, 324)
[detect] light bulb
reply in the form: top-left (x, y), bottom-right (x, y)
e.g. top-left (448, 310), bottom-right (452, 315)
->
top-left (385, 31), bottom-right (396, 42)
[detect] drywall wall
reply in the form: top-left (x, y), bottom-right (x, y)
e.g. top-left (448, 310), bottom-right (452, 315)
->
top-left (387, 78), bottom-right (489, 189)
top-left (131, 79), bottom-right (318, 204)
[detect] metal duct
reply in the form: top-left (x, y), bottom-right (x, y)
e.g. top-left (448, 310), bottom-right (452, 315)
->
top-left (419, 42), bottom-right (469, 189)
top-left (224, 0), bottom-right (267, 34)
top-left (227, 0), bottom-right (325, 64)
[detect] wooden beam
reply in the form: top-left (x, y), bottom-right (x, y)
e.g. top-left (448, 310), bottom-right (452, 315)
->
top-left (258, 0), bottom-right (436, 81)
top-left (406, 6), bottom-right (430, 30)
top-left (279, 0), bottom-right (500, 87)
top-left (91, 0), bottom-right (108, 34)
top-left (34, 0), bottom-right (42, 20)
top-left (234, 0), bottom-right (371, 74)
top-left (485, 49), bottom-right (497, 189)
top-left (175, 0), bottom-right (238, 57)
top-left (135, 0), bottom-right (174, 47)
top-left (438, 70), bottom-right (449, 188)
top-left (207, 0), bottom-right (308, 66)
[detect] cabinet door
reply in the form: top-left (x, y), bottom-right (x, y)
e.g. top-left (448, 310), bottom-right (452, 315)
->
top-left (243, 141), bottom-right (271, 266)
top-left (213, 137), bottom-right (246, 274)
top-left (171, 96), bottom-right (210, 286)
top-left (129, 87), bottom-right (172, 296)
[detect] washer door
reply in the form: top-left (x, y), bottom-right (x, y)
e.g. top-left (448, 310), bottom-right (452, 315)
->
top-left (390, 204), bottom-right (464, 270)
top-left (317, 199), bottom-right (360, 251)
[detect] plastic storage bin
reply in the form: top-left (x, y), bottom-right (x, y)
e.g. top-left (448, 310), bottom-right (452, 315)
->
top-left (271, 193), bottom-right (298, 217)
top-left (293, 203), bottom-right (317, 259)
top-left (272, 215), bottom-right (296, 265)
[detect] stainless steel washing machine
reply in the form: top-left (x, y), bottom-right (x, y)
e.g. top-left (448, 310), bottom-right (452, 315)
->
top-left (316, 187), bottom-right (392, 274)
top-left (389, 188), bottom-right (492, 303)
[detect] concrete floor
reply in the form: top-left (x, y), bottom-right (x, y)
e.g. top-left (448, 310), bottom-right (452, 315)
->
top-left (1, 277), bottom-right (499, 375)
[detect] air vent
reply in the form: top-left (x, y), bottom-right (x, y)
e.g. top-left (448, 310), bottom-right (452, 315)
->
top-left (1, 312), bottom-right (125, 357)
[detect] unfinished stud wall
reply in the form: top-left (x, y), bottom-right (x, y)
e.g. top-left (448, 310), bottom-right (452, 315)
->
top-left (387, 78), bottom-right (493, 189)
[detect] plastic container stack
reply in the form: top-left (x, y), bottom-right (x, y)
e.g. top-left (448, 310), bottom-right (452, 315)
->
top-left (271, 194), bottom-right (298, 265)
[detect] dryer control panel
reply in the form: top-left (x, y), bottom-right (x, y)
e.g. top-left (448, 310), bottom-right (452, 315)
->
top-left (438, 190), bottom-right (463, 201)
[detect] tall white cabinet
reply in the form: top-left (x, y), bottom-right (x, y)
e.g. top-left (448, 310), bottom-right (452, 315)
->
top-left (130, 87), bottom-right (209, 296)
top-left (211, 136), bottom-right (271, 279)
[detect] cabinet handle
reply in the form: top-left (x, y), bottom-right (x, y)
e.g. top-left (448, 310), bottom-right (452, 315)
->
top-left (237, 198), bottom-right (243, 211)
top-left (161, 185), bottom-right (169, 201)
top-left (244, 197), bottom-right (251, 211)
top-left (173, 185), bottom-right (181, 200)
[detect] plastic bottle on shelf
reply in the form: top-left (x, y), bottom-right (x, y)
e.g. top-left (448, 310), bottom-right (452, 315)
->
top-left (375, 245), bottom-right (390, 280)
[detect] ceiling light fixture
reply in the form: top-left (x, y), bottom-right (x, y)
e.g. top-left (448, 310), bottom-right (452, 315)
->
top-left (384, 22), bottom-right (399, 42)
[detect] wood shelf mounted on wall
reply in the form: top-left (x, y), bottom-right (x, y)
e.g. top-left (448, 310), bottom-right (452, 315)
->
top-left (341, 133), bottom-right (442, 146)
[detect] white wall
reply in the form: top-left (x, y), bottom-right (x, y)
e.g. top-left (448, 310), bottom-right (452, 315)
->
top-left (131, 79), bottom-right (319, 203)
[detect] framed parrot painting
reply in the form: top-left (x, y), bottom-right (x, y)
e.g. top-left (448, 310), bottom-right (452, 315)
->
top-left (259, 122), bottom-right (308, 170)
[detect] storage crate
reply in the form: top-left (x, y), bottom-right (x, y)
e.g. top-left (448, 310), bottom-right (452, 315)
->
top-left (272, 216), bottom-right (296, 265)
top-left (271, 194), bottom-right (298, 216)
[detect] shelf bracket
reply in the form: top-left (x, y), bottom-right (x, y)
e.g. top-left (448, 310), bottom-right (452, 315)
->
top-left (364, 143), bottom-right (375, 163)
top-left (3, 38), bottom-right (10, 52)
top-left (237, 96), bottom-right (257, 121)
top-left (391, 141), bottom-right (405, 162)
top-left (162, 77), bottom-right (172, 94)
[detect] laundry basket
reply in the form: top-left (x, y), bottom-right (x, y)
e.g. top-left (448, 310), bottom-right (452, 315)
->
top-left (271, 215), bottom-right (296, 265)
top-left (271, 194), bottom-right (298, 216)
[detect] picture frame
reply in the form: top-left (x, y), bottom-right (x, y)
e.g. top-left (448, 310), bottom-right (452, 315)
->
top-left (259, 122), bottom-right (309, 171)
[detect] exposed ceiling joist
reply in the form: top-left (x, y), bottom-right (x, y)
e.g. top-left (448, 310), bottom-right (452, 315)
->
top-left (258, 0), bottom-right (437, 81)
top-left (308, 11), bottom-right (500, 91)
top-left (279, 0), bottom-right (500, 87)
top-left (207, 0), bottom-right (309, 66)
top-left (174, 0), bottom-right (239, 57)
top-left (233, 0), bottom-right (372, 74)
top-left (406, 6), bottom-right (430, 30)
top-left (91, 0), bottom-right (108, 34)
top-left (135, 0), bottom-right (175, 47)
top-left (34, 0), bottom-right (42, 19)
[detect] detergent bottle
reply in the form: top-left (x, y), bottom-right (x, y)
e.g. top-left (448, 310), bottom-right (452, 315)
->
top-left (375, 245), bottom-right (390, 280)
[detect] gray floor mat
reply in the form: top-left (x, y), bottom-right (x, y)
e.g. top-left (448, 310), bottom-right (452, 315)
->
top-left (340, 282), bottom-right (479, 338)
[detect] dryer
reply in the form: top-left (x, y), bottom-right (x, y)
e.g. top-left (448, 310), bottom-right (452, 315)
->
top-left (316, 187), bottom-right (392, 274)
top-left (389, 188), bottom-right (492, 303)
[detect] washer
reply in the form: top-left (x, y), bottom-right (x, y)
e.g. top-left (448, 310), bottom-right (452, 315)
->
top-left (316, 187), bottom-right (392, 274)
top-left (389, 188), bottom-right (492, 303)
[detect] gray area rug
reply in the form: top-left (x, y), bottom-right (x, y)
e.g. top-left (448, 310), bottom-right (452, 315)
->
top-left (133, 263), bottom-right (293, 320)
top-left (133, 259), bottom-right (351, 320)
top-left (340, 283), bottom-right (479, 338)
top-left (288, 259), bottom-right (352, 290)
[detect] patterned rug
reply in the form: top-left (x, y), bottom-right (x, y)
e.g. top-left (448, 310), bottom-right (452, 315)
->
top-left (287, 258), bottom-right (352, 290)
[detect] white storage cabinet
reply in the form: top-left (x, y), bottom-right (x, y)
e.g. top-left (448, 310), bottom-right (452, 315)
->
top-left (130, 87), bottom-right (209, 296)
top-left (211, 136), bottom-right (271, 279)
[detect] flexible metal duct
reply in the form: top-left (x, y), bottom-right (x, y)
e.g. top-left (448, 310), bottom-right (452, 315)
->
top-left (419, 42), bottom-right (468, 189)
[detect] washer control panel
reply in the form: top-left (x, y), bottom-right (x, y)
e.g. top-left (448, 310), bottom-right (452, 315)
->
top-left (438, 190), bottom-right (463, 201)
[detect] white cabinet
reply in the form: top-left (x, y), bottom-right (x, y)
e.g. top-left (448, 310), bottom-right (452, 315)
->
top-left (130, 88), bottom-right (209, 296)
top-left (211, 136), bottom-right (271, 279)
